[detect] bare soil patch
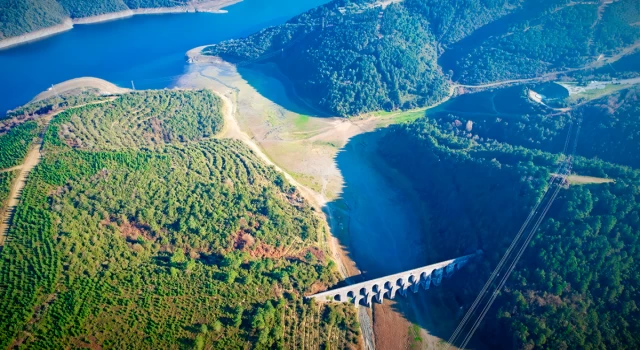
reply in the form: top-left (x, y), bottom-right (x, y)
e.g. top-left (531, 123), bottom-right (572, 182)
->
top-left (373, 302), bottom-right (410, 350)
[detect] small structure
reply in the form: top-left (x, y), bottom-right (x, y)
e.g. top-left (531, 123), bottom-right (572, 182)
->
top-left (528, 89), bottom-right (544, 103)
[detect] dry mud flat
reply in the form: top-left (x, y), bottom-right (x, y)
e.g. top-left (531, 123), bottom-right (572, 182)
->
top-left (177, 53), bottom-right (463, 349)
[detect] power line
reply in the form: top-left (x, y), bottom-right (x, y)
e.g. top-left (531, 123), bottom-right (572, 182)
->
top-left (446, 119), bottom-right (575, 347)
top-left (447, 114), bottom-right (580, 349)
top-left (459, 178), bottom-right (565, 349)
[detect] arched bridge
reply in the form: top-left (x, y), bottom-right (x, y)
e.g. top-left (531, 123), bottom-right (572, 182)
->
top-left (308, 252), bottom-right (481, 307)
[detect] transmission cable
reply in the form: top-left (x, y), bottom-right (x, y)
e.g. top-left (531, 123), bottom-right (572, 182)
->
top-left (446, 114), bottom-right (576, 349)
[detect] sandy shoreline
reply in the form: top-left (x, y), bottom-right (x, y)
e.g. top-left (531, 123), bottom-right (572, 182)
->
top-left (31, 77), bottom-right (130, 103)
top-left (0, 0), bottom-right (241, 50)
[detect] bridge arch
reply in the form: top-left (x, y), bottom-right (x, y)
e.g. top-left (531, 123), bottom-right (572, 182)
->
top-left (307, 252), bottom-right (480, 306)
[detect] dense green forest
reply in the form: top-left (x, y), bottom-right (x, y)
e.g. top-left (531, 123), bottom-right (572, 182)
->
top-left (574, 90), bottom-right (640, 168)
top-left (446, 0), bottom-right (640, 83)
top-left (57, 0), bottom-right (128, 18)
top-left (0, 170), bottom-right (17, 213)
top-left (441, 87), bottom-right (640, 169)
top-left (0, 0), bottom-right (67, 39)
top-left (204, 0), bottom-right (451, 116)
top-left (0, 90), bottom-right (360, 349)
top-left (0, 0), bottom-right (200, 39)
top-left (403, 0), bottom-right (520, 47)
top-left (204, 0), bottom-right (639, 113)
top-left (377, 87), bottom-right (640, 349)
top-left (0, 120), bottom-right (39, 169)
top-left (55, 90), bottom-right (224, 150)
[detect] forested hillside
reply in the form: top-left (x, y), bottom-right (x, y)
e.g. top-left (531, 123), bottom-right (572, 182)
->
top-left (204, 0), bottom-right (640, 114)
top-left (0, 0), bottom-right (208, 40)
top-left (443, 87), bottom-right (640, 169)
top-left (0, 120), bottom-right (38, 169)
top-left (0, 90), bottom-right (361, 349)
top-left (57, 0), bottom-right (128, 18)
top-left (0, 0), bottom-right (68, 40)
top-left (204, 0), bottom-right (452, 116)
top-left (377, 88), bottom-right (640, 349)
top-left (446, 0), bottom-right (640, 83)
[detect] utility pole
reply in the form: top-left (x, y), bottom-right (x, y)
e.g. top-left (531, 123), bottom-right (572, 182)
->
top-left (51, 84), bottom-right (61, 110)
top-left (131, 80), bottom-right (136, 90)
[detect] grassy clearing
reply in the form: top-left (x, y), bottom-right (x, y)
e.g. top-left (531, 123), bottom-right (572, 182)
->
top-left (294, 114), bottom-right (311, 129)
top-left (291, 171), bottom-right (324, 193)
top-left (567, 83), bottom-right (632, 103)
top-left (361, 108), bottom-right (427, 128)
top-left (408, 324), bottom-right (423, 349)
top-left (567, 174), bottom-right (615, 185)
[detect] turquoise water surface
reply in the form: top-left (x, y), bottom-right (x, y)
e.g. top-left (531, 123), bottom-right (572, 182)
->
top-left (0, 0), bottom-right (329, 115)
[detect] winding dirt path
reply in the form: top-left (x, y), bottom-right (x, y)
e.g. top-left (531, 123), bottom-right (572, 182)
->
top-left (456, 41), bottom-right (640, 90)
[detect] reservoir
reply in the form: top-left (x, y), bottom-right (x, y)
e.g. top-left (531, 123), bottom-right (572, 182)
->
top-left (0, 0), bottom-right (329, 115)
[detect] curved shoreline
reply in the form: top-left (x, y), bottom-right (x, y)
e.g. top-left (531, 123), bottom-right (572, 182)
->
top-left (0, 19), bottom-right (74, 50)
top-left (0, 0), bottom-right (241, 51)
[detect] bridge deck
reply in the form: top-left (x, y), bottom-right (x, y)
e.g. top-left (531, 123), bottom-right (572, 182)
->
top-left (308, 251), bottom-right (480, 306)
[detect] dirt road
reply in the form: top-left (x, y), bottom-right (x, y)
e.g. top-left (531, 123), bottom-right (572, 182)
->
top-left (0, 125), bottom-right (47, 245)
top-left (456, 41), bottom-right (640, 90)
top-left (0, 98), bottom-right (116, 246)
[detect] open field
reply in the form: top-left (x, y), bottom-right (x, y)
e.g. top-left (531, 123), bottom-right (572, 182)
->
top-left (567, 174), bottom-right (615, 185)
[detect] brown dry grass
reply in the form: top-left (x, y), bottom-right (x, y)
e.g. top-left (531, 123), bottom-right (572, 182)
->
top-left (373, 302), bottom-right (410, 350)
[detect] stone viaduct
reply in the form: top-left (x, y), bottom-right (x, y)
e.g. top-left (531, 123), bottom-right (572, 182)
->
top-left (308, 251), bottom-right (481, 307)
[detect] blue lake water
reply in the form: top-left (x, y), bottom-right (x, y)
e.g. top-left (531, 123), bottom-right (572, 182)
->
top-left (0, 0), bottom-right (329, 115)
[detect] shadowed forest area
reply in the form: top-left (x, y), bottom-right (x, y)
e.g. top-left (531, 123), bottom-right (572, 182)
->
top-left (376, 88), bottom-right (640, 349)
